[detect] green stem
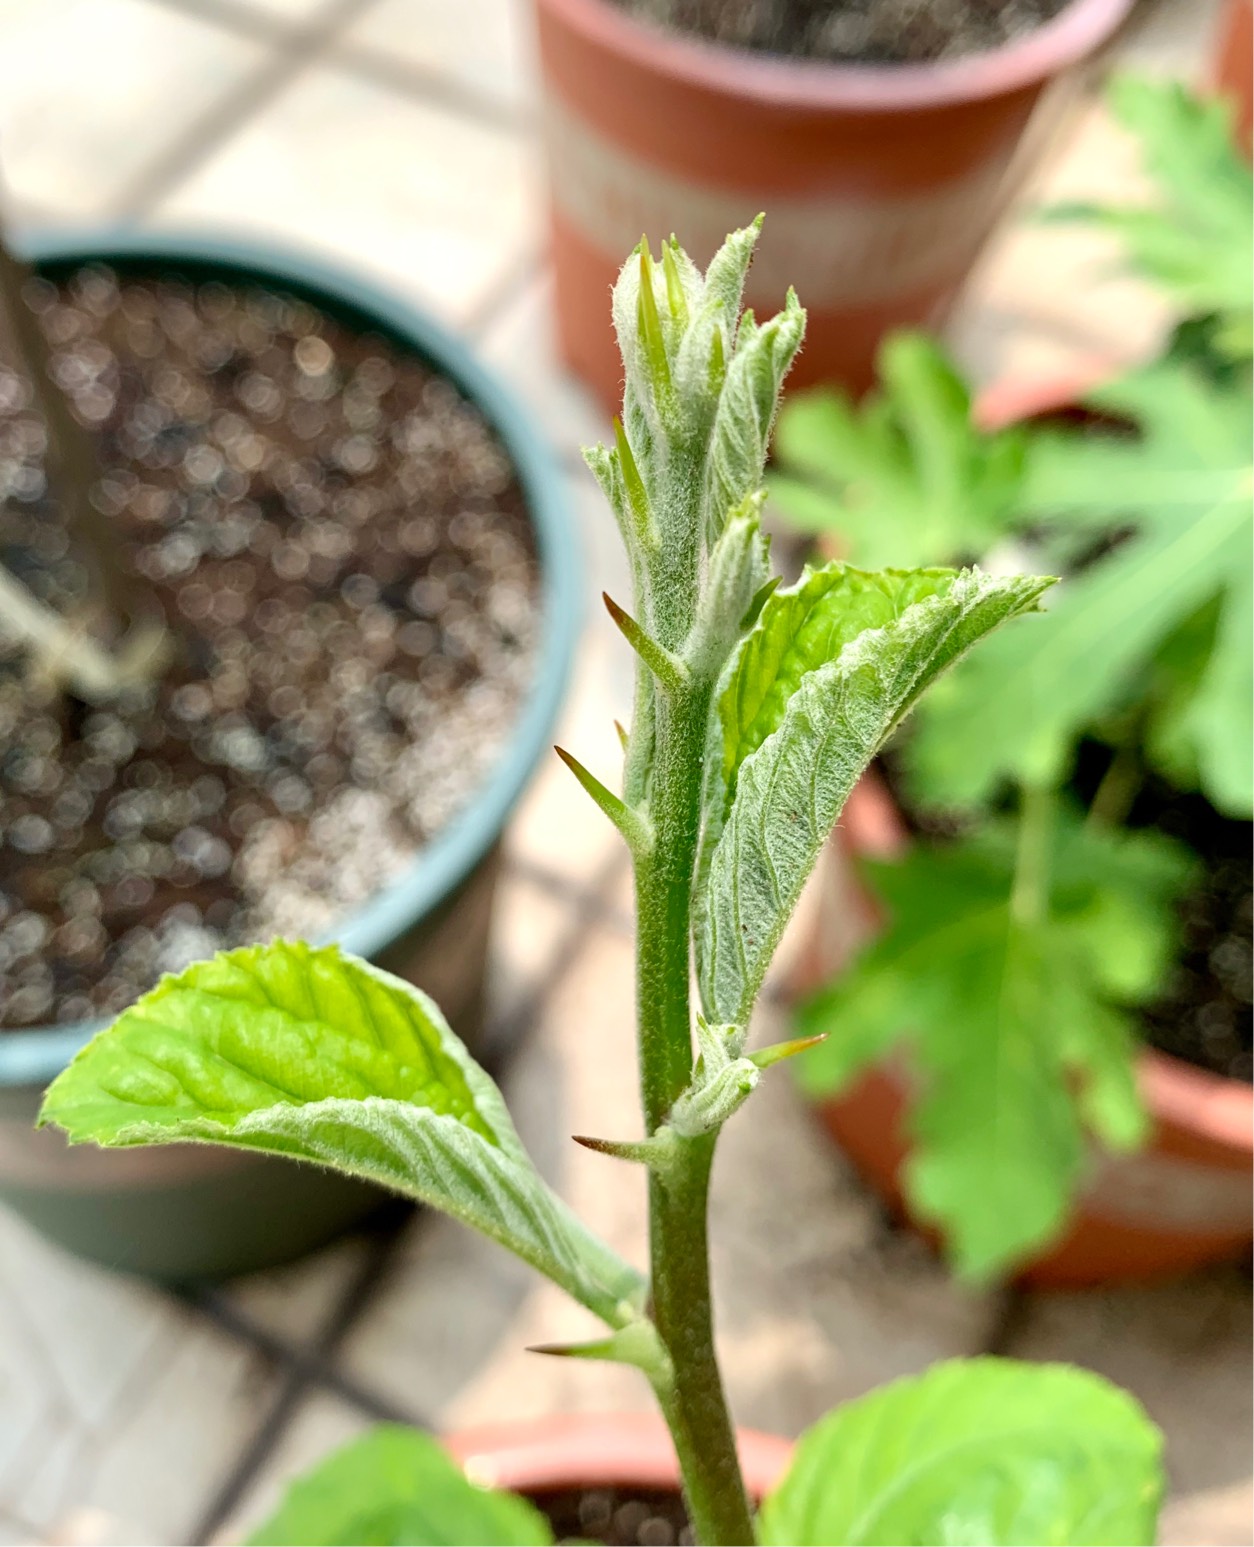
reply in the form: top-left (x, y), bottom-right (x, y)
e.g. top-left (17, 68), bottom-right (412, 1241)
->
top-left (1010, 782), bottom-right (1056, 929)
top-left (1087, 741), bottom-right (1141, 831)
top-left (633, 680), bottom-right (755, 1546)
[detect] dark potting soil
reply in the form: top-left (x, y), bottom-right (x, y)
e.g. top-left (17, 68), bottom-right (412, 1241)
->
top-left (877, 745), bottom-right (1254, 1084)
top-left (532, 1485), bottom-right (694, 1546)
top-left (1072, 744), bottom-right (1253, 1085)
top-left (610, 0), bottom-right (1071, 65)
top-left (0, 264), bottom-right (540, 1030)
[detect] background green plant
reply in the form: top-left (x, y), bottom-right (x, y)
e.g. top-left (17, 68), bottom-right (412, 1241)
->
top-left (37, 223), bottom-right (1161, 1545)
top-left (777, 73), bottom-right (1253, 1281)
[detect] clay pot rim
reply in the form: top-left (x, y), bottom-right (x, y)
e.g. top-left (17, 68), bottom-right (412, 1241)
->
top-left (537, 0), bottom-right (1135, 113)
top-left (444, 1411), bottom-right (792, 1499)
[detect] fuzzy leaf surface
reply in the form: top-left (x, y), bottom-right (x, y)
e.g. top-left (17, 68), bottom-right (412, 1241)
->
top-left (695, 566), bottom-right (1052, 1026)
top-left (39, 943), bottom-right (645, 1326)
top-left (248, 1426), bottom-right (552, 1546)
top-left (769, 332), bottom-right (1029, 567)
top-left (911, 361), bottom-right (1253, 815)
top-left (795, 819), bottom-right (1190, 1279)
top-left (758, 1357), bottom-right (1164, 1546)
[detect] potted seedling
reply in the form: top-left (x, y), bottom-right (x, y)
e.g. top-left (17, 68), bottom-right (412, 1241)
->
top-left (37, 223), bottom-right (1165, 1545)
top-left (771, 76), bottom-right (1253, 1285)
top-left (0, 220), bottom-right (579, 1278)
top-left (531, 0), bottom-right (1135, 413)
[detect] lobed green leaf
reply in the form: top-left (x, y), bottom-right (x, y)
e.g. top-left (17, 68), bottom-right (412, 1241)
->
top-left (39, 943), bottom-right (645, 1328)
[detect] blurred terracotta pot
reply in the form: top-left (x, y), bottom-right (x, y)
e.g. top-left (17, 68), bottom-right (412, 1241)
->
top-left (804, 774), bottom-right (1254, 1288)
top-left (1214, 0), bottom-right (1253, 156)
top-left (445, 1412), bottom-right (791, 1518)
top-left (532, 0), bottom-right (1134, 413)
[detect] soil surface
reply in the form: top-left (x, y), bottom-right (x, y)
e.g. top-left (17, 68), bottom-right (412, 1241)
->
top-left (533, 1485), bottom-right (693, 1546)
top-left (0, 265), bottom-right (540, 1030)
top-left (611, 0), bottom-right (1072, 65)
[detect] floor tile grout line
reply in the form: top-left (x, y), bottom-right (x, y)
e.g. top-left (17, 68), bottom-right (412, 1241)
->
top-left (144, 0), bottom-right (531, 136)
top-left (182, 1211), bottom-right (417, 1546)
top-left (105, 0), bottom-right (384, 225)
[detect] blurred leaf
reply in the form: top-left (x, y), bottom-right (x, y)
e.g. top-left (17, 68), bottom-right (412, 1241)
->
top-left (910, 360), bottom-right (1253, 816)
top-left (758, 1357), bottom-right (1164, 1546)
top-left (768, 333), bottom-right (1029, 567)
top-left (1044, 75), bottom-right (1253, 361)
top-left (796, 816), bottom-right (1191, 1280)
top-left (248, 1426), bottom-right (553, 1546)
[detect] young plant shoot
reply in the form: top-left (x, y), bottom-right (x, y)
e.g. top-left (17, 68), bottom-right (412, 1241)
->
top-left (37, 225), bottom-right (1164, 1546)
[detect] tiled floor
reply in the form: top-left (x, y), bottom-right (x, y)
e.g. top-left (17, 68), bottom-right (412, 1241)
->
top-left (0, 0), bottom-right (1249, 1543)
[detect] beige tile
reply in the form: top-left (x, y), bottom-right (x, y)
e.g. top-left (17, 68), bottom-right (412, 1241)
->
top-left (485, 868), bottom-right (583, 1026)
top-left (479, 269), bottom-right (611, 465)
top-left (0, 1208), bottom-right (274, 1543)
top-left (1108, 0), bottom-right (1227, 82)
top-left (222, 1232), bottom-right (374, 1342)
top-left (0, 0), bottom-right (265, 221)
top-left (1002, 1265), bottom-right (1253, 1538)
top-left (152, 64), bottom-right (540, 328)
top-left (1161, 1480), bottom-right (1254, 1547)
top-left (949, 97), bottom-right (1174, 391)
top-left (342, 0), bottom-right (538, 113)
top-left (214, 1392), bottom-right (375, 1545)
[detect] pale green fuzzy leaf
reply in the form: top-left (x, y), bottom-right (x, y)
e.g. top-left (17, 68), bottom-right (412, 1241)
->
top-left (687, 493), bottom-right (771, 679)
top-left (758, 1357), bottom-right (1164, 1546)
top-left (702, 290), bottom-right (805, 543)
top-left (39, 943), bottom-right (645, 1327)
top-left (795, 819), bottom-right (1189, 1279)
top-left (768, 332), bottom-right (1029, 568)
top-left (912, 361), bottom-right (1253, 814)
top-left (248, 1425), bottom-right (552, 1546)
top-left (695, 568), bottom-right (1051, 1026)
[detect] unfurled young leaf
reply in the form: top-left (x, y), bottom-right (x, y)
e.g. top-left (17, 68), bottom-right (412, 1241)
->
top-left (38, 942), bottom-right (645, 1328)
top-left (768, 332), bottom-right (1029, 567)
top-left (1044, 75), bottom-right (1253, 361)
top-left (911, 359), bottom-right (1253, 816)
top-left (795, 816), bottom-right (1191, 1279)
top-left (694, 565), bottom-right (1052, 1028)
top-left (248, 1426), bottom-right (553, 1547)
top-left (758, 1358), bottom-right (1164, 1546)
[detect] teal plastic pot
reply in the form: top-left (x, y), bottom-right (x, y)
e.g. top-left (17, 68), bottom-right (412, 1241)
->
top-left (0, 232), bottom-right (580, 1281)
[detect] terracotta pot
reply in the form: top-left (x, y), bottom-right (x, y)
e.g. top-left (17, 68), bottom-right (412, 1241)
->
top-left (799, 750), bottom-right (1253, 1290)
top-left (531, 0), bottom-right (1134, 414)
top-left (445, 1411), bottom-right (791, 1515)
top-left (1214, 0), bottom-right (1253, 157)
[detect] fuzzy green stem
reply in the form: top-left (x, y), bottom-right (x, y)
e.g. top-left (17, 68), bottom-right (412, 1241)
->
top-left (633, 677), bottom-right (755, 1546)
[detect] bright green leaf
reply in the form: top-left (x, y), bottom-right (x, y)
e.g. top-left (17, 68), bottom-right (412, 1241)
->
top-left (768, 332), bottom-right (1029, 568)
top-left (694, 566), bottom-right (1052, 1027)
top-left (39, 943), bottom-right (645, 1328)
top-left (757, 1357), bottom-right (1164, 1546)
top-left (911, 360), bottom-right (1253, 815)
top-left (795, 818), bottom-right (1191, 1279)
top-left (247, 1426), bottom-right (553, 1547)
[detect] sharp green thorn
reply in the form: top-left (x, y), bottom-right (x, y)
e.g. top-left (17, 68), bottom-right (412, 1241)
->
top-left (603, 594), bottom-right (688, 694)
top-left (613, 416), bottom-right (652, 542)
top-left (748, 1033), bottom-right (828, 1071)
top-left (636, 244), bottom-right (672, 394)
top-left (554, 747), bottom-right (651, 855)
top-left (614, 719), bottom-right (630, 752)
top-left (662, 240), bottom-right (687, 322)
